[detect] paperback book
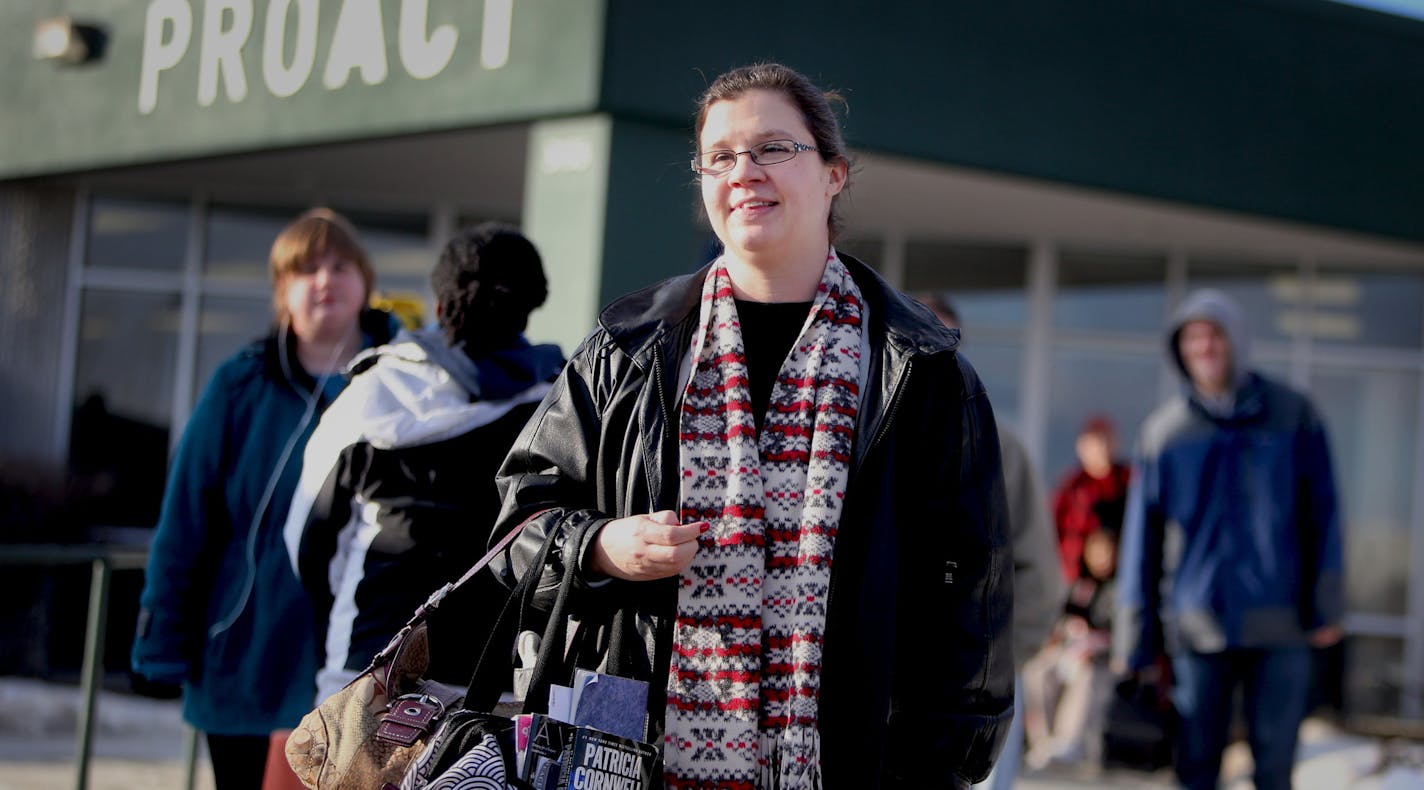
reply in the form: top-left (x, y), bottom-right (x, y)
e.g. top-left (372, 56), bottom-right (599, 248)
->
top-left (516, 670), bottom-right (658, 789)
top-left (562, 726), bottom-right (660, 790)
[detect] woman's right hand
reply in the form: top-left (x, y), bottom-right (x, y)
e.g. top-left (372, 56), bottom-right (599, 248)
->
top-left (588, 510), bottom-right (708, 581)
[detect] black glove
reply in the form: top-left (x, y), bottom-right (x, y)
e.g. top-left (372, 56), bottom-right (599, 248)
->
top-left (129, 671), bottom-right (182, 700)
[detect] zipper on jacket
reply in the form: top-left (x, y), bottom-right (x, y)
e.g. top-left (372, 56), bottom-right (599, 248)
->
top-left (210, 325), bottom-right (329, 638)
top-left (648, 342), bottom-right (677, 513)
top-left (851, 354), bottom-right (912, 481)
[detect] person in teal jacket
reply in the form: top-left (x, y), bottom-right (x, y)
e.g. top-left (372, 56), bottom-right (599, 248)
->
top-left (1113, 288), bottom-right (1344, 790)
top-left (131, 208), bottom-right (397, 790)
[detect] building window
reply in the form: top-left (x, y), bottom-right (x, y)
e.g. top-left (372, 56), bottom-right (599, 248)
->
top-left (1044, 348), bottom-right (1161, 487)
top-left (68, 195), bottom-right (439, 529)
top-left (905, 240), bottom-right (1029, 329)
top-left (1312, 364), bottom-right (1417, 617)
top-left (1054, 250), bottom-right (1166, 333)
top-left (903, 241), bottom-right (1028, 428)
top-left (205, 204), bottom-right (301, 284)
top-left (1311, 266), bottom-right (1424, 350)
top-left (1186, 256), bottom-right (1299, 345)
top-left (344, 208), bottom-right (434, 328)
top-left (85, 196), bottom-right (187, 272)
top-left (1047, 249), bottom-right (1169, 482)
top-left (193, 295), bottom-right (273, 404)
top-left (69, 289), bottom-right (181, 527)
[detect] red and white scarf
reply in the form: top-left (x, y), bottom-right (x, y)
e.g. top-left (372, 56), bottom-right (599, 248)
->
top-left (664, 252), bottom-right (864, 790)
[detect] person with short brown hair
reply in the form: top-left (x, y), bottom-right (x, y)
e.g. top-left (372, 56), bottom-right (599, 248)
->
top-left (131, 208), bottom-right (398, 790)
top-left (267, 208), bottom-right (376, 311)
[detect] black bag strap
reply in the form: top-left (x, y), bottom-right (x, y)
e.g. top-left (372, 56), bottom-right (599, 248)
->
top-left (462, 517), bottom-right (583, 713)
top-left (503, 536), bottom-right (583, 713)
top-left (364, 511), bottom-right (541, 673)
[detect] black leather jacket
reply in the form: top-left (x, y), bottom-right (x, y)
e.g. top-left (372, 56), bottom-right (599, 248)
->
top-left (491, 254), bottom-right (1013, 788)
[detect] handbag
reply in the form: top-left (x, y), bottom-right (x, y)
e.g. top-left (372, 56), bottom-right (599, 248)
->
top-left (398, 709), bottom-right (519, 789)
top-left (401, 525), bottom-right (645, 790)
top-left (284, 515), bottom-right (538, 789)
top-left (397, 536), bottom-right (582, 790)
top-left (1101, 675), bottom-right (1177, 772)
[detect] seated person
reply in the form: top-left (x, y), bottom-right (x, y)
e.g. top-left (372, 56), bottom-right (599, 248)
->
top-left (1023, 525), bottom-right (1119, 770)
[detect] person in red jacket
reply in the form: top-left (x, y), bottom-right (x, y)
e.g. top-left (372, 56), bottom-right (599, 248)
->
top-left (1050, 416), bottom-right (1130, 583)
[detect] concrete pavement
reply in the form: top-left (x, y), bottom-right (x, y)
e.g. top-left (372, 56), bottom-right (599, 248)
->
top-left (1, 676), bottom-right (1422, 789)
top-left (1015, 717), bottom-right (1424, 790)
top-left (0, 676), bottom-right (213, 790)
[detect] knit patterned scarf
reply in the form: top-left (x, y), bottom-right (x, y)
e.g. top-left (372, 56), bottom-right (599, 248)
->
top-left (664, 252), bottom-right (864, 790)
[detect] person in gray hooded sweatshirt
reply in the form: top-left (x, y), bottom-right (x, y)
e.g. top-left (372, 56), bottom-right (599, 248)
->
top-left (1113, 288), bottom-right (1343, 790)
top-left (283, 223), bottom-right (565, 702)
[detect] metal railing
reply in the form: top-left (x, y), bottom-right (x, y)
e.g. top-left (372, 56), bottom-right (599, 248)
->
top-left (0, 539), bottom-right (199, 790)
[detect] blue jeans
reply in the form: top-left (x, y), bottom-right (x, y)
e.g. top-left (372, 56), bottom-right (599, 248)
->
top-left (1171, 646), bottom-right (1312, 790)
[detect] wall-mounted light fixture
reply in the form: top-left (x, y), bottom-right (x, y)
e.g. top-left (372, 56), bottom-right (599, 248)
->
top-left (32, 17), bottom-right (107, 65)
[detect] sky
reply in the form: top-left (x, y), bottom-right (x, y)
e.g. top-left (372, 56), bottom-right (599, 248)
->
top-left (1327, 0), bottom-right (1424, 21)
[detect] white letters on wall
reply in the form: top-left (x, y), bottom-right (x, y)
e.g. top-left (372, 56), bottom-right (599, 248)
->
top-left (138, 0), bottom-right (193, 115)
top-left (198, 0), bottom-right (253, 106)
top-left (399, 0), bottom-right (457, 80)
top-left (323, 0), bottom-right (388, 90)
top-left (262, 0), bottom-right (318, 98)
top-left (480, 0), bottom-right (512, 70)
top-left (138, 0), bottom-right (515, 112)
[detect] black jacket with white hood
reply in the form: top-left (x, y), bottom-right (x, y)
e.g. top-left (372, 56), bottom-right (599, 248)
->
top-left (284, 327), bottom-right (564, 701)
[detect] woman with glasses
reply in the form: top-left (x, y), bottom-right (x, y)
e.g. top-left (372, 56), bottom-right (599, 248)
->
top-left (491, 62), bottom-right (1013, 789)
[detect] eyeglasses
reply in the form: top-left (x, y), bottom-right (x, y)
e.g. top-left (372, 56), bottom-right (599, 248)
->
top-left (691, 139), bottom-right (819, 176)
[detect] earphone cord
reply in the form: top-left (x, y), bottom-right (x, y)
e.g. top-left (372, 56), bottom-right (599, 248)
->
top-left (209, 322), bottom-right (350, 638)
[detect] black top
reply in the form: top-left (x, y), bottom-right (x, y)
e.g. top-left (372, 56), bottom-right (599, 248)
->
top-left (735, 298), bottom-right (813, 431)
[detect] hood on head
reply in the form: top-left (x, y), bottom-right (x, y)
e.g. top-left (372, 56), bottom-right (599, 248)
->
top-left (1167, 288), bottom-right (1250, 389)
